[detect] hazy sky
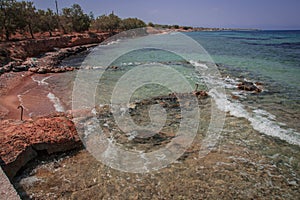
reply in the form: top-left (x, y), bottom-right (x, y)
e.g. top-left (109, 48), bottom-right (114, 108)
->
top-left (30, 0), bottom-right (300, 30)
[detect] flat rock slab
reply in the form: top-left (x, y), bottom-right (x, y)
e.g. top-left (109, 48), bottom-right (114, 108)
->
top-left (0, 113), bottom-right (81, 179)
top-left (0, 167), bottom-right (20, 200)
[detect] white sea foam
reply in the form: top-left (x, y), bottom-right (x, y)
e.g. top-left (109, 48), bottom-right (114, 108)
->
top-left (209, 88), bottom-right (300, 146)
top-left (17, 94), bottom-right (28, 111)
top-left (31, 76), bottom-right (51, 86)
top-left (190, 61), bottom-right (299, 146)
top-left (253, 109), bottom-right (276, 120)
top-left (47, 92), bottom-right (65, 112)
top-left (231, 91), bottom-right (247, 99)
top-left (192, 61), bottom-right (238, 90)
top-left (17, 89), bottom-right (31, 111)
top-left (101, 39), bottom-right (121, 46)
top-left (198, 63), bottom-right (300, 146)
top-left (126, 131), bottom-right (138, 141)
top-left (189, 60), bottom-right (208, 69)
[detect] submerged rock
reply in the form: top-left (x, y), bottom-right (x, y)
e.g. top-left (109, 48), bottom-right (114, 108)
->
top-left (12, 65), bottom-right (28, 72)
top-left (237, 81), bottom-right (262, 93)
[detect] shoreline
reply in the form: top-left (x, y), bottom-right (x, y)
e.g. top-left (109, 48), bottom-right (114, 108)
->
top-left (0, 32), bottom-right (110, 66)
top-left (1, 31), bottom-right (300, 199)
top-left (0, 37), bottom-right (101, 183)
top-left (0, 72), bottom-right (36, 120)
top-left (0, 33), bottom-right (107, 120)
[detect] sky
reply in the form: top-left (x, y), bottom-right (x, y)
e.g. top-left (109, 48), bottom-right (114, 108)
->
top-left (29, 0), bottom-right (300, 30)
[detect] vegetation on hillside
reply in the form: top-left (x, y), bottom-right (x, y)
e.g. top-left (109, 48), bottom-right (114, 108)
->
top-left (147, 22), bottom-right (193, 31)
top-left (0, 0), bottom-right (147, 41)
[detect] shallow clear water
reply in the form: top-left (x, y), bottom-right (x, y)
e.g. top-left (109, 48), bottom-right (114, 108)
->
top-left (187, 30), bottom-right (300, 134)
top-left (188, 30), bottom-right (300, 95)
top-left (39, 30), bottom-right (300, 157)
top-left (40, 30), bottom-right (300, 154)
top-left (14, 30), bottom-right (300, 199)
top-left (71, 30), bottom-right (300, 143)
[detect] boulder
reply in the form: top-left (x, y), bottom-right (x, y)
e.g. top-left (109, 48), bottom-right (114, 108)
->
top-left (28, 67), bottom-right (39, 73)
top-left (51, 68), bottom-right (65, 73)
top-left (22, 58), bottom-right (37, 68)
top-left (37, 67), bottom-right (50, 74)
top-left (2, 61), bottom-right (18, 72)
top-left (0, 114), bottom-right (82, 179)
top-left (12, 65), bottom-right (28, 72)
top-left (237, 81), bottom-right (261, 92)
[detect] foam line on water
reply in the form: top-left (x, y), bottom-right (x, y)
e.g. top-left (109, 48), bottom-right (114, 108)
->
top-left (31, 76), bottom-right (52, 86)
top-left (189, 60), bottom-right (208, 69)
top-left (47, 92), bottom-right (65, 112)
top-left (17, 94), bottom-right (28, 111)
top-left (101, 39), bottom-right (121, 46)
top-left (209, 89), bottom-right (300, 146)
top-left (191, 61), bottom-right (300, 146)
top-left (17, 89), bottom-right (31, 111)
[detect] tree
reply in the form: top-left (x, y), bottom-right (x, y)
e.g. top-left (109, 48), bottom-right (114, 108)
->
top-left (60, 7), bottom-right (72, 33)
top-left (106, 13), bottom-right (121, 33)
top-left (148, 22), bottom-right (154, 27)
top-left (120, 18), bottom-right (146, 30)
top-left (37, 9), bottom-right (58, 36)
top-left (91, 13), bottom-right (121, 33)
top-left (18, 1), bottom-right (38, 39)
top-left (61, 4), bottom-right (91, 33)
top-left (91, 15), bottom-right (107, 32)
top-left (182, 26), bottom-right (192, 30)
top-left (0, 0), bottom-right (40, 40)
top-left (0, 0), bottom-right (19, 40)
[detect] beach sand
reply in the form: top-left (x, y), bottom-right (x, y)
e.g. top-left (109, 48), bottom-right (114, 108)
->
top-left (0, 72), bottom-right (61, 121)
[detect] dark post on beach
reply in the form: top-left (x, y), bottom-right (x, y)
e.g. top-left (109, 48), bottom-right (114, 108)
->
top-left (17, 105), bottom-right (24, 121)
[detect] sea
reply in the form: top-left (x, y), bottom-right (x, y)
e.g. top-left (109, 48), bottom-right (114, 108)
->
top-left (14, 30), bottom-right (300, 198)
top-left (66, 29), bottom-right (300, 146)
top-left (188, 30), bottom-right (300, 142)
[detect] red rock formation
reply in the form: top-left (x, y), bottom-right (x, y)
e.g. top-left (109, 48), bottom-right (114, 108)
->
top-left (0, 33), bottom-right (110, 64)
top-left (0, 113), bottom-right (81, 179)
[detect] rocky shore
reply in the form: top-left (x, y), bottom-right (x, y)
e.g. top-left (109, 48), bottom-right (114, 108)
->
top-left (0, 33), bottom-right (110, 182)
top-left (0, 32), bottom-right (112, 76)
top-left (0, 33), bottom-right (109, 64)
top-left (11, 93), bottom-right (300, 199)
top-left (1, 44), bottom-right (97, 75)
top-left (0, 113), bottom-right (81, 179)
top-left (1, 31), bottom-right (299, 199)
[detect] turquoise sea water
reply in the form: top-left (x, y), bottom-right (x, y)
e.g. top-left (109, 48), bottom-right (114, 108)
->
top-left (14, 30), bottom-right (300, 199)
top-left (61, 30), bottom-right (300, 145)
top-left (188, 30), bottom-right (300, 90)
top-left (187, 30), bottom-right (300, 131)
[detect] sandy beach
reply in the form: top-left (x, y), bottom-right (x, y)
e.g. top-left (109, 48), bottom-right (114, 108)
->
top-left (0, 72), bottom-right (59, 120)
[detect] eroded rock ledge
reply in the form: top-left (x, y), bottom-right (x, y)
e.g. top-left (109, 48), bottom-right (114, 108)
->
top-left (0, 32), bottom-right (112, 75)
top-left (0, 113), bottom-right (82, 179)
top-left (1, 33), bottom-right (110, 64)
top-left (1, 44), bottom-right (97, 75)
